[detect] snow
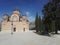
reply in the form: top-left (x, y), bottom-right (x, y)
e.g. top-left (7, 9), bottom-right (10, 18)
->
top-left (0, 31), bottom-right (60, 45)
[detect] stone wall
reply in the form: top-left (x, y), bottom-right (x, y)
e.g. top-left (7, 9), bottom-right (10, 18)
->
top-left (1, 21), bottom-right (29, 32)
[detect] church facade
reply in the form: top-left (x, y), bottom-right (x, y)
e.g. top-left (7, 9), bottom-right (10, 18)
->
top-left (1, 9), bottom-right (29, 32)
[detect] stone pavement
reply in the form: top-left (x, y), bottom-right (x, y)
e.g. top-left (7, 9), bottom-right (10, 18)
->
top-left (0, 31), bottom-right (60, 45)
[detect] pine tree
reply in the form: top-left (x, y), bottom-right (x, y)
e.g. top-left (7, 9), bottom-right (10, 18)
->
top-left (35, 12), bottom-right (39, 32)
top-left (42, 0), bottom-right (60, 34)
top-left (38, 16), bottom-right (42, 32)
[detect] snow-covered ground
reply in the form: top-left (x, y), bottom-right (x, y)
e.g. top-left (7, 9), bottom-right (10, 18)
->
top-left (0, 31), bottom-right (60, 45)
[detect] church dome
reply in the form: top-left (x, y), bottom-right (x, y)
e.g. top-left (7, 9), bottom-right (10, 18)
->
top-left (12, 9), bottom-right (20, 15)
top-left (22, 15), bottom-right (26, 20)
top-left (13, 9), bottom-right (20, 12)
top-left (3, 14), bottom-right (8, 19)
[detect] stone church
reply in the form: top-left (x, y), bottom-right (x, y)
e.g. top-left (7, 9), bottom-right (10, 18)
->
top-left (1, 9), bottom-right (29, 32)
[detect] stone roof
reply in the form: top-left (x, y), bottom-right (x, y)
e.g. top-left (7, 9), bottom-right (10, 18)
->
top-left (13, 9), bottom-right (20, 12)
top-left (3, 14), bottom-right (8, 16)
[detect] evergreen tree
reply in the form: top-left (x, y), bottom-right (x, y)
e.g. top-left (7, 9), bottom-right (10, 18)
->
top-left (38, 16), bottom-right (42, 32)
top-left (35, 12), bottom-right (39, 32)
top-left (42, 0), bottom-right (60, 34)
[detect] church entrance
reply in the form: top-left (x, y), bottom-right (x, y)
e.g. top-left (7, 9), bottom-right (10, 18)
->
top-left (13, 28), bottom-right (16, 32)
top-left (23, 28), bottom-right (25, 32)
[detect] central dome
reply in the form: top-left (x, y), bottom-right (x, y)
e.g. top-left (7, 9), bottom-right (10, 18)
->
top-left (12, 9), bottom-right (20, 15)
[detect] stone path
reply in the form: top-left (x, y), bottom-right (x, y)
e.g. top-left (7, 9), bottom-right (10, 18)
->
top-left (0, 31), bottom-right (60, 45)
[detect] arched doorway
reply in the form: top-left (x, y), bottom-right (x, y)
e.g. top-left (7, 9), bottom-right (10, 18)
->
top-left (23, 28), bottom-right (25, 32)
top-left (14, 27), bottom-right (16, 32)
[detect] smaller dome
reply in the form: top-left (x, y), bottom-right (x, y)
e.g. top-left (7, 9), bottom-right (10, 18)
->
top-left (3, 14), bottom-right (8, 19)
top-left (22, 15), bottom-right (26, 20)
top-left (27, 20), bottom-right (29, 22)
top-left (4, 14), bottom-right (8, 16)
